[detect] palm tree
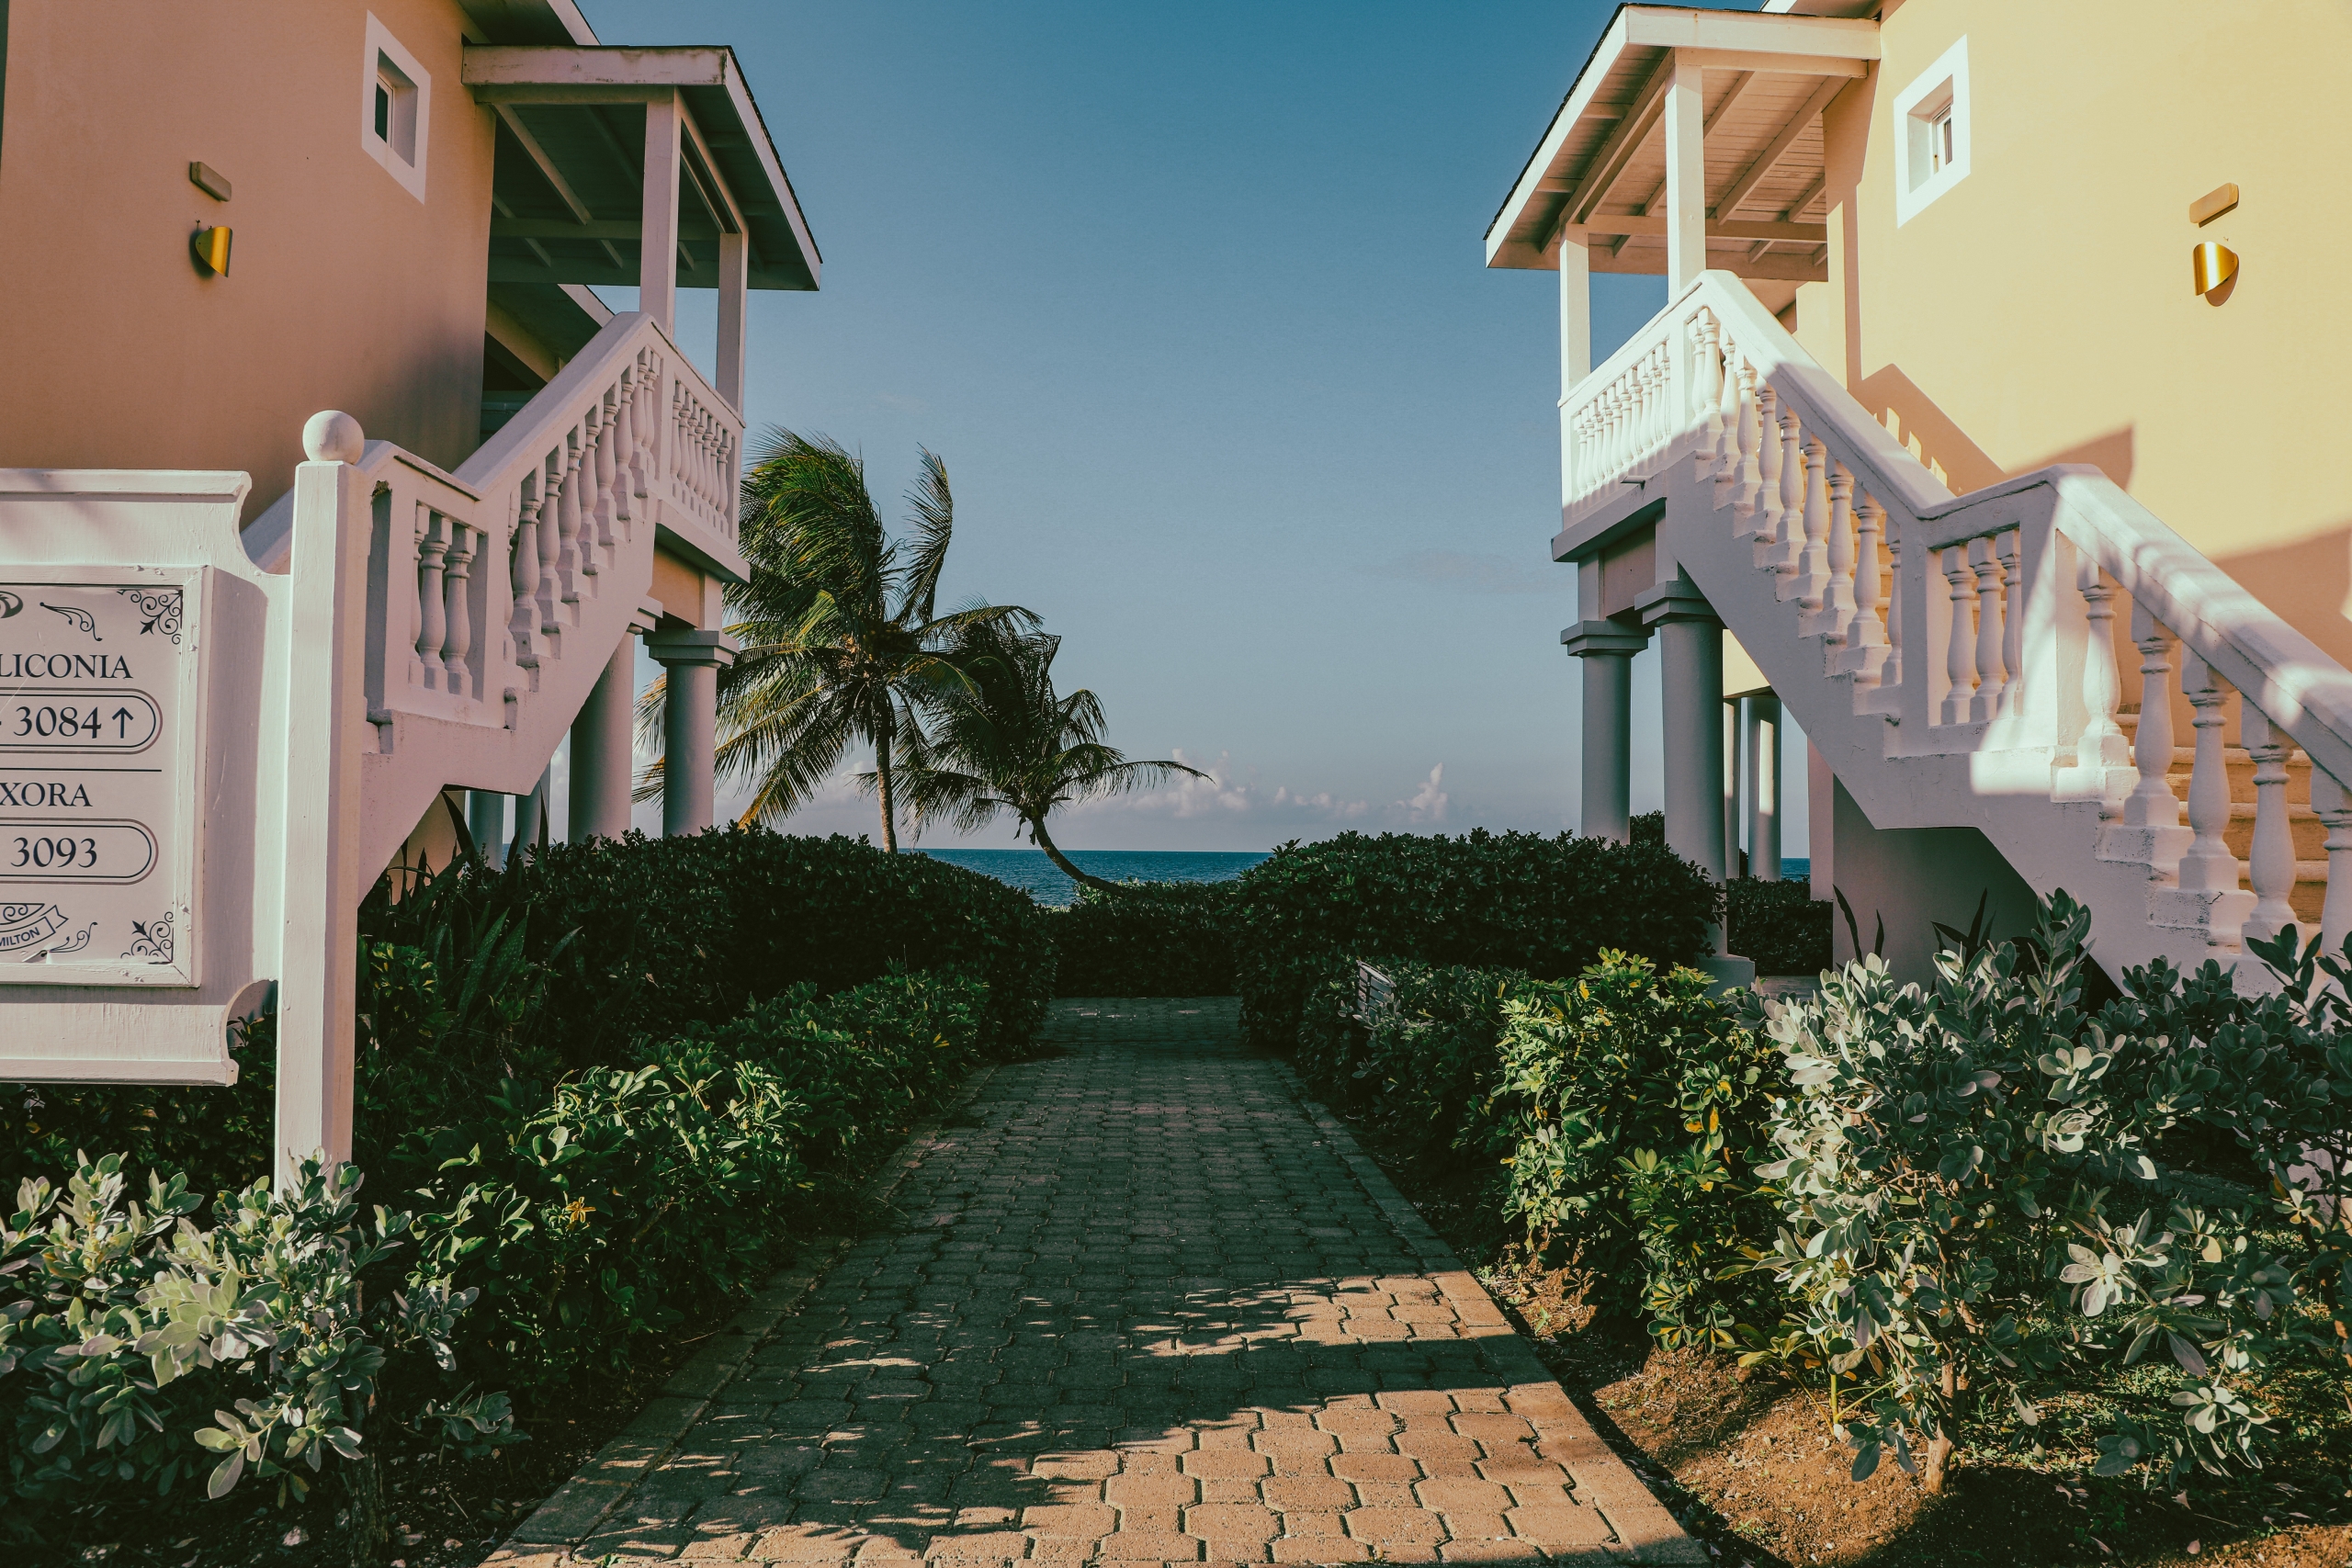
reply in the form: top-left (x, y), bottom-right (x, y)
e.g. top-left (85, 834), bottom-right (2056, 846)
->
top-left (895, 627), bottom-right (1206, 892)
top-left (636, 431), bottom-right (1033, 851)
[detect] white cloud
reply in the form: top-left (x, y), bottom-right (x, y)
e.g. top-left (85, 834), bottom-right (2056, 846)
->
top-left (1398, 762), bottom-right (1449, 824)
top-left (1067, 750), bottom-right (1370, 825)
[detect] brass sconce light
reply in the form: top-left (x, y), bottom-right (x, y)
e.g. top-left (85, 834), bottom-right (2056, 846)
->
top-left (191, 225), bottom-right (232, 276)
top-left (2189, 182), bottom-right (2237, 299)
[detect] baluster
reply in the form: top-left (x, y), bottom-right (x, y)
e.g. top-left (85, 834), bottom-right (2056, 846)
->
top-left (2240, 707), bottom-right (2297, 942)
top-left (1691, 312), bottom-right (1724, 469)
top-left (2310, 768), bottom-right (2352, 953)
top-left (1996, 528), bottom-right (2024, 717)
top-left (1796, 437), bottom-right (1830, 608)
top-left (442, 521), bottom-right (475, 700)
top-left (1820, 460), bottom-right (1857, 639)
top-left (1881, 508), bottom-right (1904, 690)
top-left (1845, 491), bottom-right (1887, 681)
top-left (1650, 346), bottom-right (1669, 456)
top-left (556, 425), bottom-right (589, 596)
top-left (608, 378), bottom-right (635, 526)
top-left (510, 468), bottom-right (544, 665)
top-left (1774, 405), bottom-right (1805, 576)
top-left (2071, 557), bottom-right (2129, 802)
top-left (2177, 652), bottom-right (2243, 899)
top-left (1730, 357), bottom-right (1763, 515)
top-left (586, 396), bottom-right (616, 550)
top-left (414, 506), bottom-right (449, 686)
top-left (622, 359), bottom-right (649, 500)
top-left (537, 450), bottom-right (566, 625)
top-left (1751, 384), bottom-right (1783, 548)
top-left (2123, 608), bottom-right (2183, 829)
top-left (1968, 535), bottom-right (2007, 722)
top-left (1713, 332), bottom-right (1743, 491)
top-left (1940, 546), bottom-right (1977, 725)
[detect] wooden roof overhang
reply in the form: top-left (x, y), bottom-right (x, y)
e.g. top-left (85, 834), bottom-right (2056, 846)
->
top-left (462, 45), bottom-right (820, 295)
top-left (1485, 6), bottom-right (1879, 282)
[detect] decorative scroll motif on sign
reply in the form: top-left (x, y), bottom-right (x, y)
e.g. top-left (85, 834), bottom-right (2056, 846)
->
top-left (41, 603), bottom-right (100, 641)
top-left (122, 909), bottom-right (174, 964)
top-left (0, 902), bottom-right (66, 954)
top-left (0, 592), bottom-right (19, 618)
top-left (115, 587), bottom-right (185, 647)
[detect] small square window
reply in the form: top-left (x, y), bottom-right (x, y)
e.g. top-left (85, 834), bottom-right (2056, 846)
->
top-left (1893, 37), bottom-right (1969, 226)
top-left (360, 15), bottom-right (430, 201)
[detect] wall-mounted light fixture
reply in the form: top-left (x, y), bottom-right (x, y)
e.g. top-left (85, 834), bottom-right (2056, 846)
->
top-left (187, 161), bottom-right (232, 202)
top-left (191, 226), bottom-right (232, 276)
top-left (2189, 182), bottom-right (2237, 299)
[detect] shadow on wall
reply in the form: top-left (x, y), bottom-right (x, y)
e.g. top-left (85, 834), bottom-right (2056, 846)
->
top-left (1823, 775), bottom-right (2042, 985)
top-left (1851, 364), bottom-right (2138, 500)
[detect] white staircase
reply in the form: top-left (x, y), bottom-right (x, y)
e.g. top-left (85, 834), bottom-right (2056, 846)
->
top-left (244, 311), bottom-right (743, 876)
top-left (1565, 272), bottom-right (2352, 984)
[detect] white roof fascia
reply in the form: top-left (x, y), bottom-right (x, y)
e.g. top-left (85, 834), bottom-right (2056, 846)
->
top-left (1485, 5), bottom-right (1879, 269)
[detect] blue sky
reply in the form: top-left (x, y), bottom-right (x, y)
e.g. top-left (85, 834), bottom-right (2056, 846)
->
top-left (581, 0), bottom-right (1808, 853)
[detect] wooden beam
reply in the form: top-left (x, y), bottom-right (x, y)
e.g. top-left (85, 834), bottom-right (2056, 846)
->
top-left (1712, 75), bottom-right (1848, 220)
top-left (1778, 172), bottom-right (1827, 220)
top-left (1667, 48), bottom-right (1870, 79)
top-left (1583, 217), bottom-right (1827, 242)
top-left (495, 106), bottom-right (594, 221)
top-left (1566, 53), bottom-right (1677, 227)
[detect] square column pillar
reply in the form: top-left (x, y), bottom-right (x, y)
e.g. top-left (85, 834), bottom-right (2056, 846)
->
top-left (640, 92), bottom-right (684, 334)
top-left (1562, 619), bottom-right (1648, 842)
top-left (1723, 699), bottom-right (1743, 879)
top-left (716, 229), bottom-right (749, 414)
top-left (568, 637), bottom-right (639, 842)
top-left (511, 765), bottom-right (549, 863)
top-left (467, 789), bottom-right (507, 871)
top-left (1558, 225), bottom-right (1590, 389)
top-left (646, 629), bottom-right (741, 836)
top-left (1664, 54), bottom-right (1708, 291)
top-left (1746, 694), bottom-right (1782, 882)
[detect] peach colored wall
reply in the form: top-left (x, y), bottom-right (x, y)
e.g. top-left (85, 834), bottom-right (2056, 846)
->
top-left (0, 0), bottom-right (495, 519)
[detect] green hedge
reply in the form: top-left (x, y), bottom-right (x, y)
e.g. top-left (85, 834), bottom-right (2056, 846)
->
top-left (1724, 876), bottom-right (1833, 976)
top-left (1230, 829), bottom-right (1717, 1051)
top-left (1294, 956), bottom-right (1526, 1160)
top-left (1048, 882), bottom-right (1238, 996)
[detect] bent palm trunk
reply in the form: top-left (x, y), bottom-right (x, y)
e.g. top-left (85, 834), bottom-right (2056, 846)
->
top-left (1027, 814), bottom-right (1115, 893)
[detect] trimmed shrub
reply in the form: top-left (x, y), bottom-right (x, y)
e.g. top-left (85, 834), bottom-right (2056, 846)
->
top-left (1294, 956), bottom-right (1529, 1160)
top-left (1724, 876), bottom-right (1833, 976)
top-left (1230, 829), bottom-right (1717, 1051)
top-left (1048, 882), bottom-right (1238, 996)
top-left (1483, 953), bottom-right (1778, 1343)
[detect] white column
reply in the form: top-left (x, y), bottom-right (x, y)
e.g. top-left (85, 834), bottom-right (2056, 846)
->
top-left (1641, 574), bottom-right (1727, 882)
top-left (569, 638), bottom-right (639, 841)
top-left (646, 629), bottom-right (740, 836)
top-left (1747, 694), bottom-right (1782, 882)
top-left (1723, 699), bottom-right (1743, 879)
top-left (1663, 53), bottom-right (1708, 291)
top-left (1563, 619), bottom-right (1647, 841)
top-left (276, 412), bottom-right (371, 1188)
top-left (467, 790), bottom-right (507, 871)
top-left (1558, 226), bottom-right (1590, 389)
top-left (511, 765), bottom-right (549, 863)
top-left (717, 229), bottom-right (749, 413)
top-left (640, 92), bottom-right (684, 334)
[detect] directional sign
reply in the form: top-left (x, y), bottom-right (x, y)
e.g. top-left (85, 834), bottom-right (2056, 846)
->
top-left (0, 570), bottom-right (201, 987)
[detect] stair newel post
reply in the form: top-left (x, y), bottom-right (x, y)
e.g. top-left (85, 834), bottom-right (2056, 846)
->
top-left (1731, 356), bottom-right (1763, 518)
top-left (1752, 383), bottom-right (1783, 549)
top-left (1691, 311), bottom-right (1724, 471)
top-left (2177, 652), bottom-right (2245, 899)
top-left (1797, 437), bottom-right (1831, 609)
top-left (2310, 768), bottom-right (2352, 953)
top-left (1940, 545), bottom-right (1977, 726)
top-left (510, 468), bottom-right (543, 667)
top-left (1774, 404), bottom-right (1805, 576)
top-left (442, 521), bottom-right (475, 701)
top-left (2124, 606), bottom-right (2183, 828)
top-left (1967, 535), bottom-right (2008, 722)
top-left (2240, 705), bottom-right (2298, 942)
top-left (2070, 555), bottom-right (2130, 804)
top-left (414, 504), bottom-right (448, 688)
top-left (1997, 528), bottom-right (2025, 719)
top-left (1821, 459), bottom-right (1857, 639)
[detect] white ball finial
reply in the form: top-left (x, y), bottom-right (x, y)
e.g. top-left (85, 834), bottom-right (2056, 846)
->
top-left (302, 410), bottom-right (365, 464)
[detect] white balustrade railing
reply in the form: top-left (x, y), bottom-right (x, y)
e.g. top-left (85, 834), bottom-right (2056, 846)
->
top-left (1564, 271), bottom-right (2352, 959)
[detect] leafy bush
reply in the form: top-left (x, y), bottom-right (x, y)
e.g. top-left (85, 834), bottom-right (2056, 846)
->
top-left (1753, 896), bottom-right (2352, 1494)
top-left (385, 968), bottom-right (989, 1401)
top-left (1049, 882), bottom-right (1238, 996)
top-left (1483, 953), bottom-right (1777, 1342)
top-left (1230, 829), bottom-right (1717, 1051)
top-left (1725, 876), bottom-right (1834, 976)
top-left (365, 828), bottom-right (1054, 1064)
top-left (1294, 957), bottom-right (1529, 1160)
top-left (0, 1154), bottom-right (503, 1530)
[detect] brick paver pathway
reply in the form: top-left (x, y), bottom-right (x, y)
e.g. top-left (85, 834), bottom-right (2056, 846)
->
top-left (490, 1000), bottom-right (1698, 1567)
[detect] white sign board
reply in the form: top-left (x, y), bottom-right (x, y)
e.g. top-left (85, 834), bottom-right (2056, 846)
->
top-left (0, 569), bottom-right (202, 987)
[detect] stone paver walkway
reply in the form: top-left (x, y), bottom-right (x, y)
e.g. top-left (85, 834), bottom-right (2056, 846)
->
top-left (490, 1000), bottom-right (1699, 1567)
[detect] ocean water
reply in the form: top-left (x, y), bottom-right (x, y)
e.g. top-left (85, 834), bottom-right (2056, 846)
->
top-left (917, 848), bottom-right (1268, 907)
top-left (1780, 858), bottom-right (1811, 883)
